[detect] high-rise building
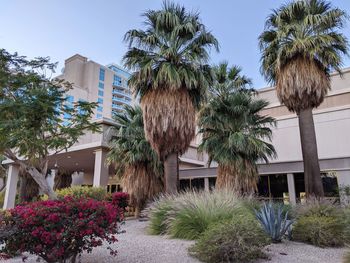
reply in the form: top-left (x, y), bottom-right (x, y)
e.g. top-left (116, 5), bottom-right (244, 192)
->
top-left (58, 54), bottom-right (133, 120)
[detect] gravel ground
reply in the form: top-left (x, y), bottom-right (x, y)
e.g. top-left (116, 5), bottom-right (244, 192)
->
top-left (1, 220), bottom-right (346, 263)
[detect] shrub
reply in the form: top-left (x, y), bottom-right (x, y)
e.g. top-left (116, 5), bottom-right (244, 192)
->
top-left (55, 186), bottom-right (108, 201)
top-left (148, 190), bottom-right (244, 240)
top-left (293, 198), bottom-right (349, 247)
top-left (0, 197), bottom-right (119, 262)
top-left (255, 202), bottom-right (293, 242)
top-left (189, 216), bottom-right (270, 263)
top-left (148, 199), bottom-right (174, 235)
top-left (111, 192), bottom-right (129, 211)
top-left (343, 207), bottom-right (350, 243)
top-left (293, 215), bottom-right (345, 247)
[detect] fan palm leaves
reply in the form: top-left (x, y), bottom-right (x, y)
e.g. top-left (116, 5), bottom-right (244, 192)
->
top-left (259, 0), bottom-right (348, 197)
top-left (123, 1), bottom-right (218, 193)
top-left (107, 105), bottom-right (163, 217)
top-left (199, 63), bottom-right (276, 194)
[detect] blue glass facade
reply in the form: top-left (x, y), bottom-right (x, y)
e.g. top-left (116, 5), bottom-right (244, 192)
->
top-left (99, 68), bottom-right (105, 81)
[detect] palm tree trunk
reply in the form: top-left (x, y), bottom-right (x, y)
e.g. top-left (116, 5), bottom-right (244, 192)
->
top-left (164, 152), bottom-right (178, 194)
top-left (298, 108), bottom-right (324, 197)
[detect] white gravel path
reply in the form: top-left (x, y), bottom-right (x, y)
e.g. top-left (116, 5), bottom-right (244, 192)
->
top-left (1, 219), bottom-right (346, 263)
top-left (258, 241), bottom-right (345, 263)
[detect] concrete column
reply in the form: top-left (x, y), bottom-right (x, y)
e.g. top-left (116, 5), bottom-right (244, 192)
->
top-left (3, 164), bottom-right (19, 210)
top-left (204, 177), bottom-right (209, 191)
top-left (287, 173), bottom-right (296, 205)
top-left (93, 149), bottom-right (109, 187)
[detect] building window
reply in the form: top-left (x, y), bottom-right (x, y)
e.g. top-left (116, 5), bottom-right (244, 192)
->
top-left (97, 98), bottom-right (103, 104)
top-left (63, 112), bottom-right (71, 120)
top-left (98, 82), bottom-right (104, 90)
top-left (98, 90), bottom-right (104, 97)
top-left (78, 99), bottom-right (87, 115)
top-left (113, 75), bottom-right (122, 86)
top-left (66, 95), bottom-right (74, 103)
top-left (99, 68), bottom-right (105, 81)
top-left (97, 106), bottom-right (103, 112)
top-left (96, 113), bottom-right (102, 118)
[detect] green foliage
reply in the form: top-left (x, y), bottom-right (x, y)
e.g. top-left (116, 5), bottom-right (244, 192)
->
top-left (148, 190), bottom-right (248, 240)
top-left (0, 49), bottom-right (99, 195)
top-left (198, 64), bottom-right (276, 193)
top-left (107, 105), bottom-right (163, 179)
top-left (293, 215), bottom-right (345, 247)
top-left (189, 216), bottom-right (270, 263)
top-left (199, 86), bottom-right (276, 168)
top-left (293, 199), bottom-right (349, 247)
top-left (344, 208), bottom-right (350, 243)
top-left (123, 1), bottom-right (218, 108)
top-left (148, 200), bottom-right (174, 235)
top-left (255, 203), bottom-right (293, 242)
top-left (259, 0), bottom-right (348, 83)
top-left (47, 186), bottom-right (108, 201)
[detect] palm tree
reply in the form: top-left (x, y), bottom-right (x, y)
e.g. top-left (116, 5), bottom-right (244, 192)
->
top-left (107, 105), bottom-right (163, 217)
top-left (199, 63), bottom-right (276, 194)
top-left (259, 0), bottom-right (348, 197)
top-left (123, 1), bottom-right (218, 193)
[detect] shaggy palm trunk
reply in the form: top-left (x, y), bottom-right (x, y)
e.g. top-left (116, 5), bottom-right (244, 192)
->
top-left (164, 153), bottom-right (178, 194)
top-left (298, 108), bottom-right (324, 197)
top-left (216, 163), bottom-right (258, 195)
top-left (19, 174), bottom-right (39, 202)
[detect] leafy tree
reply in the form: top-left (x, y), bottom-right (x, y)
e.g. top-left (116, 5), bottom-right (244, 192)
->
top-left (107, 105), bottom-right (163, 217)
top-left (259, 0), bottom-right (348, 197)
top-left (123, 1), bottom-right (218, 193)
top-left (0, 49), bottom-right (99, 200)
top-left (199, 63), bottom-right (276, 194)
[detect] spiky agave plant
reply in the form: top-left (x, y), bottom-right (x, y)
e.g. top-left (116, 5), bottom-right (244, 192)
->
top-left (107, 105), bottom-right (163, 217)
top-left (255, 202), bottom-right (294, 243)
top-left (199, 63), bottom-right (276, 194)
top-left (259, 0), bottom-right (348, 197)
top-left (123, 1), bottom-right (218, 193)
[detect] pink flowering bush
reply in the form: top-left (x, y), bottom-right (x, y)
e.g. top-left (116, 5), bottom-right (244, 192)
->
top-left (0, 197), bottom-right (120, 262)
top-left (111, 192), bottom-right (129, 211)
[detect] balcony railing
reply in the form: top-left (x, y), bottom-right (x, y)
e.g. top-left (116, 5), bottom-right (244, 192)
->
top-left (112, 104), bottom-right (124, 110)
top-left (112, 89), bottom-right (131, 98)
top-left (112, 97), bottom-right (131, 104)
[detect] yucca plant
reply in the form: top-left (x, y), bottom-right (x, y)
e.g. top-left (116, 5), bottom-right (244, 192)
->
top-left (255, 202), bottom-right (293, 243)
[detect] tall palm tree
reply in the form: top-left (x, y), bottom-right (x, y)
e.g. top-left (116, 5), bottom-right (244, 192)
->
top-left (259, 0), bottom-right (348, 197)
top-left (199, 63), bottom-right (276, 194)
top-left (107, 105), bottom-right (163, 217)
top-left (123, 1), bottom-right (218, 193)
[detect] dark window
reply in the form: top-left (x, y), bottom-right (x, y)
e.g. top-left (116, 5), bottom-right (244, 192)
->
top-left (191, 178), bottom-right (204, 191)
top-left (180, 179), bottom-right (191, 191)
top-left (257, 176), bottom-right (269, 197)
top-left (209, 177), bottom-right (216, 191)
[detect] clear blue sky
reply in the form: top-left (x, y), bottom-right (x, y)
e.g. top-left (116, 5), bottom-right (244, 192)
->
top-left (1, 0), bottom-right (349, 88)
